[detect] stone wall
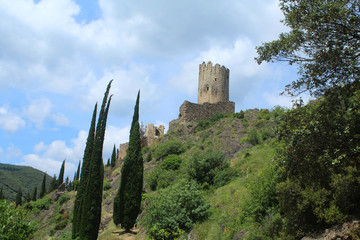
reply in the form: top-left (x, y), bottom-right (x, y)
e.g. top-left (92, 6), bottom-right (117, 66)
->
top-left (170, 100), bottom-right (235, 127)
top-left (145, 123), bottom-right (165, 145)
top-left (117, 142), bottom-right (129, 161)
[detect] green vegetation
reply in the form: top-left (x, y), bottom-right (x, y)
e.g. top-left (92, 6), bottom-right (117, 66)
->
top-left (79, 80), bottom-right (112, 240)
top-left (153, 139), bottom-right (185, 160)
top-left (57, 160), bottom-right (65, 188)
top-left (72, 103), bottom-right (98, 239)
top-left (0, 163), bottom-right (52, 202)
top-left (142, 180), bottom-right (210, 240)
top-left (113, 91), bottom-right (144, 231)
top-left (39, 173), bottom-right (47, 199)
top-left (111, 144), bottom-right (116, 168)
top-left (161, 154), bottom-right (182, 170)
top-left (0, 200), bottom-right (35, 240)
top-left (256, 0), bottom-right (360, 97)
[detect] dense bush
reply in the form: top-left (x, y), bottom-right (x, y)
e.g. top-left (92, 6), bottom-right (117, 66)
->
top-left (0, 200), bottom-right (35, 239)
top-left (247, 129), bottom-right (262, 145)
top-left (161, 154), bottom-right (182, 170)
top-left (275, 83), bottom-right (360, 237)
top-left (145, 168), bottom-right (177, 191)
top-left (142, 180), bottom-right (209, 240)
top-left (153, 140), bottom-right (185, 160)
top-left (188, 151), bottom-right (229, 186)
top-left (58, 193), bottom-right (70, 205)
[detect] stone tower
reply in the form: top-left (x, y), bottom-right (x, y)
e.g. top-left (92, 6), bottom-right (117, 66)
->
top-left (198, 61), bottom-right (230, 104)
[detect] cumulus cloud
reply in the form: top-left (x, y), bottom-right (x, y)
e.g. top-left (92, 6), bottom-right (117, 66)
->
top-left (0, 105), bottom-right (26, 132)
top-left (21, 130), bottom-right (87, 176)
top-left (103, 124), bottom-right (131, 158)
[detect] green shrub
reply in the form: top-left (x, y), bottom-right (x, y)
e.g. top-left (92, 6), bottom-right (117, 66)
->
top-left (247, 129), bottom-right (262, 145)
top-left (145, 168), bottom-right (177, 191)
top-left (188, 151), bottom-right (229, 186)
top-left (257, 109), bottom-right (271, 120)
top-left (58, 193), bottom-right (70, 205)
top-left (153, 140), bottom-right (185, 160)
top-left (31, 195), bottom-right (52, 214)
top-left (142, 180), bottom-right (209, 240)
top-left (55, 213), bottom-right (69, 231)
top-left (103, 180), bottom-right (111, 191)
top-left (234, 110), bottom-right (245, 119)
top-left (161, 154), bottom-right (182, 170)
top-left (0, 200), bottom-right (35, 240)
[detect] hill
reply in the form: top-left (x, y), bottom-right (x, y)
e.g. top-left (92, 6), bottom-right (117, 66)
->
top-left (0, 163), bottom-right (52, 201)
top-left (26, 108), bottom-right (283, 239)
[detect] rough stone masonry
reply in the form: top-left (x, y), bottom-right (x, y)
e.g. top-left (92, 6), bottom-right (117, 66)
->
top-left (169, 61), bottom-right (235, 131)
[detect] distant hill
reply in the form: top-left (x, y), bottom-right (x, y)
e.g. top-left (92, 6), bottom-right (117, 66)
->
top-left (0, 163), bottom-right (52, 202)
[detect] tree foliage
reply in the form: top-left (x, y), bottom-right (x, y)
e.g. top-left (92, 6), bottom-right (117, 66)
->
top-left (275, 83), bottom-right (360, 236)
top-left (0, 200), bottom-right (35, 239)
top-left (72, 103), bottom-right (97, 239)
top-left (142, 180), bottom-right (209, 240)
top-left (39, 173), bottom-right (47, 199)
top-left (113, 91), bottom-right (143, 231)
top-left (79, 80), bottom-right (112, 240)
top-left (57, 160), bottom-right (65, 188)
top-left (16, 188), bottom-right (22, 207)
top-left (256, 0), bottom-right (360, 97)
top-left (72, 80), bottom-right (113, 240)
top-left (111, 144), bottom-right (116, 168)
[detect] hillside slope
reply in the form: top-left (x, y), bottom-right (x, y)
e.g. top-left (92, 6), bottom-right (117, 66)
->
top-left (28, 108), bottom-right (282, 239)
top-left (0, 163), bottom-right (52, 201)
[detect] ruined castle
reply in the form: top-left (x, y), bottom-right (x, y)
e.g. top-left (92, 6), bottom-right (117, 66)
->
top-left (117, 61), bottom-right (234, 160)
top-left (169, 61), bottom-right (235, 130)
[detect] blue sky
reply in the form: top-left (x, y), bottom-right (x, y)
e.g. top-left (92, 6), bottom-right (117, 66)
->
top-left (0, 0), bottom-right (302, 178)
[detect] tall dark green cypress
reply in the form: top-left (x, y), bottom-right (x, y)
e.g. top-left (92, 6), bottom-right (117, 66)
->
top-left (39, 173), bottom-right (47, 199)
top-left (0, 187), bottom-right (5, 200)
top-left (113, 91), bottom-right (143, 231)
top-left (111, 144), bottom-right (116, 168)
top-left (48, 174), bottom-right (57, 193)
top-left (78, 80), bottom-right (113, 240)
top-left (32, 187), bottom-right (37, 201)
top-left (16, 188), bottom-right (22, 207)
top-left (57, 160), bottom-right (65, 188)
top-left (72, 103), bottom-right (97, 239)
top-left (76, 161), bottom-right (81, 181)
top-left (25, 191), bottom-right (31, 203)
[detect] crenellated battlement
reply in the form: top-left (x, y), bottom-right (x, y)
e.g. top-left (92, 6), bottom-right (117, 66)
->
top-left (198, 61), bottom-right (230, 104)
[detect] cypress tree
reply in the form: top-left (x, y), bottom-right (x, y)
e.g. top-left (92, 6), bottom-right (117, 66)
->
top-left (39, 173), bottom-right (47, 199)
top-left (111, 144), bottom-right (116, 168)
top-left (76, 161), bottom-right (81, 181)
top-left (79, 80), bottom-right (113, 240)
top-left (0, 187), bottom-right (5, 200)
top-left (32, 187), bottom-right (37, 201)
top-left (72, 103), bottom-right (98, 239)
top-left (113, 91), bottom-right (143, 231)
top-left (57, 160), bottom-right (65, 188)
top-left (107, 158), bottom-right (110, 167)
top-left (49, 174), bottom-right (57, 192)
top-left (16, 188), bottom-right (22, 207)
top-left (25, 191), bottom-right (31, 203)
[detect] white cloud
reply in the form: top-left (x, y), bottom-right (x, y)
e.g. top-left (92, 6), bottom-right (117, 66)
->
top-left (21, 130), bottom-right (87, 176)
top-left (0, 105), bottom-right (26, 132)
top-left (23, 98), bottom-right (70, 128)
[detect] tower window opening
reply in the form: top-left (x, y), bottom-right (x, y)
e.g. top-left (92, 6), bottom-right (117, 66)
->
top-left (206, 87), bottom-right (209, 91)
top-left (214, 78), bottom-right (217, 82)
